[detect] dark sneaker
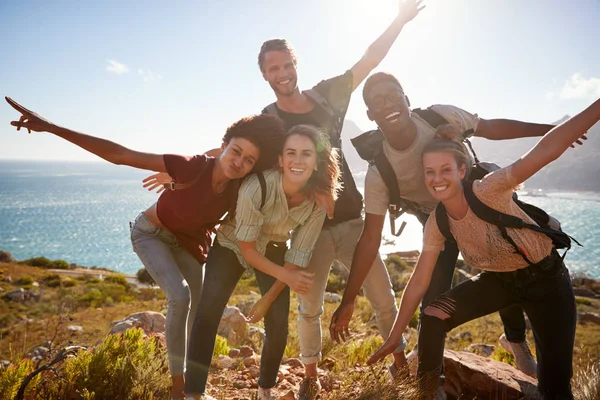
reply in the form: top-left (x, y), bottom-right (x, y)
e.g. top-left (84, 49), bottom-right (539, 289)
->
top-left (298, 376), bottom-right (322, 400)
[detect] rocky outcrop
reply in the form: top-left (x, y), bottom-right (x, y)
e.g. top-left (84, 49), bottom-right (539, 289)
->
top-left (407, 349), bottom-right (539, 399)
top-left (109, 311), bottom-right (166, 336)
top-left (579, 312), bottom-right (600, 325)
top-left (218, 306), bottom-right (247, 346)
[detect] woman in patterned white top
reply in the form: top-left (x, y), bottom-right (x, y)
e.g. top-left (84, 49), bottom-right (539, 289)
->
top-left (185, 125), bottom-right (341, 400)
top-left (367, 97), bottom-right (600, 399)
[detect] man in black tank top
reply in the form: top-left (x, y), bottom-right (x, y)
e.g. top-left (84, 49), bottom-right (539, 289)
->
top-left (257, 2), bottom-right (425, 398)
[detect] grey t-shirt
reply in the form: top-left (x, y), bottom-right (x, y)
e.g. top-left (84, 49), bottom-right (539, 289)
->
top-left (364, 104), bottom-right (480, 216)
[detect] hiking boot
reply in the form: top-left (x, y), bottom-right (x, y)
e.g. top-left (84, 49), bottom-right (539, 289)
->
top-left (499, 334), bottom-right (537, 377)
top-left (298, 376), bottom-right (321, 400)
top-left (257, 386), bottom-right (277, 400)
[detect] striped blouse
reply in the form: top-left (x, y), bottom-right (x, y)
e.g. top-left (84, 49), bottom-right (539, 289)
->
top-left (217, 169), bottom-right (326, 269)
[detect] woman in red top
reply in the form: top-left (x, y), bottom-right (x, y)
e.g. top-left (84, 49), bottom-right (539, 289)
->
top-left (5, 96), bottom-right (286, 399)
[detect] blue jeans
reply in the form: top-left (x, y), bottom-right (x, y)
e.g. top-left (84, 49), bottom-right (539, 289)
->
top-left (185, 242), bottom-right (290, 394)
top-left (130, 212), bottom-right (204, 376)
top-left (419, 251), bottom-right (576, 399)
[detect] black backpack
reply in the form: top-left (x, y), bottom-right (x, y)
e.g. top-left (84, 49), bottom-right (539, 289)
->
top-left (350, 107), bottom-right (452, 236)
top-left (435, 180), bottom-right (582, 264)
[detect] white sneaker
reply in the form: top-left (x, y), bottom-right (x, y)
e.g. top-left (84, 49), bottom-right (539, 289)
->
top-left (258, 386), bottom-right (277, 400)
top-left (498, 334), bottom-right (537, 377)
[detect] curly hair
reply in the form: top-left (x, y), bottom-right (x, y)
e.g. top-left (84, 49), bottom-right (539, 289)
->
top-left (283, 125), bottom-right (341, 201)
top-left (222, 114), bottom-right (286, 172)
top-left (258, 39), bottom-right (298, 73)
top-left (362, 72), bottom-right (404, 106)
top-left (421, 124), bottom-right (473, 179)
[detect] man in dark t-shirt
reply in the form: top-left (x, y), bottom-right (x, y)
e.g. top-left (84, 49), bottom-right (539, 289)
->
top-left (257, 2), bottom-right (425, 398)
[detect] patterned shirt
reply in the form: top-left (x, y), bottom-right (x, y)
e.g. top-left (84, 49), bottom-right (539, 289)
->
top-left (423, 166), bottom-right (553, 272)
top-left (217, 169), bottom-right (326, 269)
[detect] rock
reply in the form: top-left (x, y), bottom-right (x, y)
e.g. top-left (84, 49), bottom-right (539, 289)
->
top-left (4, 288), bottom-right (25, 301)
top-left (0, 250), bottom-right (15, 263)
top-left (2, 275), bottom-right (12, 283)
top-left (229, 348), bottom-right (240, 358)
top-left (464, 343), bottom-right (495, 357)
top-left (280, 390), bottom-right (296, 400)
top-left (109, 311), bottom-right (166, 336)
top-left (247, 326), bottom-right (265, 344)
top-left (0, 360), bottom-right (10, 370)
top-left (574, 287), bottom-right (599, 298)
top-left (579, 312), bottom-right (600, 325)
top-left (214, 355), bottom-right (234, 370)
top-left (284, 358), bottom-right (303, 368)
top-left (239, 345), bottom-right (254, 358)
top-left (451, 331), bottom-right (472, 342)
top-left (407, 349), bottom-right (539, 399)
top-left (67, 325), bottom-right (83, 334)
top-left (32, 281), bottom-right (39, 287)
top-left (320, 358), bottom-right (335, 371)
top-left (232, 380), bottom-right (249, 389)
top-left (217, 306), bottom-right (247, 346)
top-left (323, 292), bottom-right (341, 303)
top-left (243, 355), bottom-right (259, 368)
top-left (247, 365), bottom-right (260, 379)
top-left (32, 346), bottom-right (49, 357)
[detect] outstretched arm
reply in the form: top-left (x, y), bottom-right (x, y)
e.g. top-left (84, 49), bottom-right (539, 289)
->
top-left (476, 118), bottom-right (556, 141)
top-left (509, 97), bottom-right (600, 185)
top-left (367, 249), bottom-right (439, 365)
top-left (330, 213), bottom-right (385, 343)
top-left (6, 97), bottom-right (166, 172)
top-left (350, 0), bottom-right (425, 90)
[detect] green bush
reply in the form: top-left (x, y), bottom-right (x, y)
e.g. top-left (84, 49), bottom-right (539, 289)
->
top-left (0, 359), bottom-right (38, 400)
top-left (384, 254), bottom-right (410, 272)
top-left (15, 276), bottom-right (34, 286)
top-left (21, 256), bottom-right (51, 268)
top-left (136, 268), bottom-right (155, 285)
top-left (34, 328), bottom-right (170, 399)
top-left (62, 278), bottom-right (77, 288)
top-left (213, 335), bottom-right (230, 357)
top-left (326, 273), bottom-right (347, 294)
top-left (47, 259), bottom-right (69, 270)
top-left (41, 274), bottom-right (62, 288)
top-left (576, 297), bottom-right (593, 306)
top-left (103, 275), bottom-right (129, 288)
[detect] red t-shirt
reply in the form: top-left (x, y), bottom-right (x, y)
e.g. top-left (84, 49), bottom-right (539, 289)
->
top-left (156, 154), bottom-right (238, 264)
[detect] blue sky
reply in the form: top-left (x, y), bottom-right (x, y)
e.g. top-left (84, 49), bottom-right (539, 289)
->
top-left (1, 0), bottom-right (599, 161)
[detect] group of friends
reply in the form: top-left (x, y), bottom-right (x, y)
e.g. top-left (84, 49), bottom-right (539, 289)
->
top-left (6, 1), bottom-right (599, 399)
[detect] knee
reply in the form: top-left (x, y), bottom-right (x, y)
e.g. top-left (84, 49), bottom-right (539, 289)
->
top-left (423, 295), bottom-right (456, 321)
top-left (168, 290), bottom-right (191, 310)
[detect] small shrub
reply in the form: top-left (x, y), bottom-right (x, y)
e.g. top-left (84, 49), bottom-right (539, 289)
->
top-left (15, 276), bottom-right (34, 286)
top-left (0, 359), bottom-right (38, 400)
top-left (576, 297), bottom-right (593, 306)
top-left (384, 254), bottom-right (410, 272)
top-left (326, 273), bottom-right (347, 294)
top-left (103, 275), bottom-right (129, 288)
top-left (573, 361), bottom-right (600, 400)
top-left (47, 259), bottom-right (69, 270)
top-left (136, 268), bottom-right (155, 285)
top-left (491, 345), bottom-right (515, 367)
top-left (213, 335), bottom-right (230, 357)
top-left (62, 278), bottom-right (77, 288)
top-left (0, 250), bottom-right (15, 264)
top-left (41, 274), bottom-right (62, 288)
top-left (21, 256), bottom-right (51, 268)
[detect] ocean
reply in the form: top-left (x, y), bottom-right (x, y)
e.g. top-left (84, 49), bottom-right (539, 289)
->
top-left (1, 160), bottom-right (599, 278)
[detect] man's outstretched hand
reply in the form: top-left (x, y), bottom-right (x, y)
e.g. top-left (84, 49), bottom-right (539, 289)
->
top-left (329, 302), bottom-right (355, 344)
top-left (6, 97), bottom-right (53, 134)
top-left (397, 0), bottom-right (425, 25)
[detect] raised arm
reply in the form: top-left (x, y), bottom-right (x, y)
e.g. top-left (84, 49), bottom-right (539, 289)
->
top-left (330, 212), bottom-right (385, 343)
top-left (475, 118), bottom-right (556, 141)
top-left (509, 97), bottom-right (600, 185)
top-left (367, 248), bottom-right (439, 365)
top-left (6, 97), bottom-right (166, 172)
top-left (350, 0), bottom-right (425, 90)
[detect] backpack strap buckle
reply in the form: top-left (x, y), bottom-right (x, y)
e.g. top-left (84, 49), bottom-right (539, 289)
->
top-left (389, 204), bottom-right (407, 237)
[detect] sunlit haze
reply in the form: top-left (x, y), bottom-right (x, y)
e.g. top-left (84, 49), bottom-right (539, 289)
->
top-left (1, 0), bottom-right (599, 160)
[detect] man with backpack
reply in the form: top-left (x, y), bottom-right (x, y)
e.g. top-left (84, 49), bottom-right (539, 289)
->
top-left (330, 71), bottom-right (557, 386)
top-left (257, 2), bottom-right (425, 398)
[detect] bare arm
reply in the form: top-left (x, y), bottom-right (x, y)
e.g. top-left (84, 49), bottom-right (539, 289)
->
top-left (509, 97), bottom-right (600, 185)
top-left (350, 0), bottom-right (425, 90)
top-left (330, 213), bottom-right (385, 343)
top-left (6, 97), bottom-right (166, 172)
top-left (367, 249), bottom-right (440, 364)
top-left (475, 118), bottom-right (555, 141)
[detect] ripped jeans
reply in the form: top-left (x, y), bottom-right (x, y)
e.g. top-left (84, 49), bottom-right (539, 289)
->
top-left (418, 251), bottom-right (576, 400)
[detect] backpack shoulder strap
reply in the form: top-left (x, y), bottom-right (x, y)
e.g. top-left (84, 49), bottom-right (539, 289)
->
top-left (372, 151), bottom-right (410, 236)
top-left (350, 129), bottom-right (384, 162)
top-left (435, 203), bottom-right (455, 244)
top-left (256, 171), bottom-right (267, 210)
top-left (412, 107), bottom-right (449, 129)
top-left (263, 103), bottom-right (279, 117)
top-left (304, 89), bottom-right (335, 118)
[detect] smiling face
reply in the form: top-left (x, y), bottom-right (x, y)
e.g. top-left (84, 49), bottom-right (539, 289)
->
top-left (261, 50), bottom-right (299, 97)
top-left (364, 79), bottom-right (411, 135)
top-left (278, 133), bottom-right (318, 186)
top-left (423, 151), bottom-right (467, 202)
top-left (219, 137), bottom-right (260, 180)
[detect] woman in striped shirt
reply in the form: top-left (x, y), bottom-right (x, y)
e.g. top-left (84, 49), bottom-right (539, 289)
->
top-left (185, 125), bottom-right (341, 400)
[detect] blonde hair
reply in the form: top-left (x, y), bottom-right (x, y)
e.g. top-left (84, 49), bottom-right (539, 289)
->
top-left (422, 124), bottom-right (472, 179)
top-left (283, 125), bottom-right (341, 201)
